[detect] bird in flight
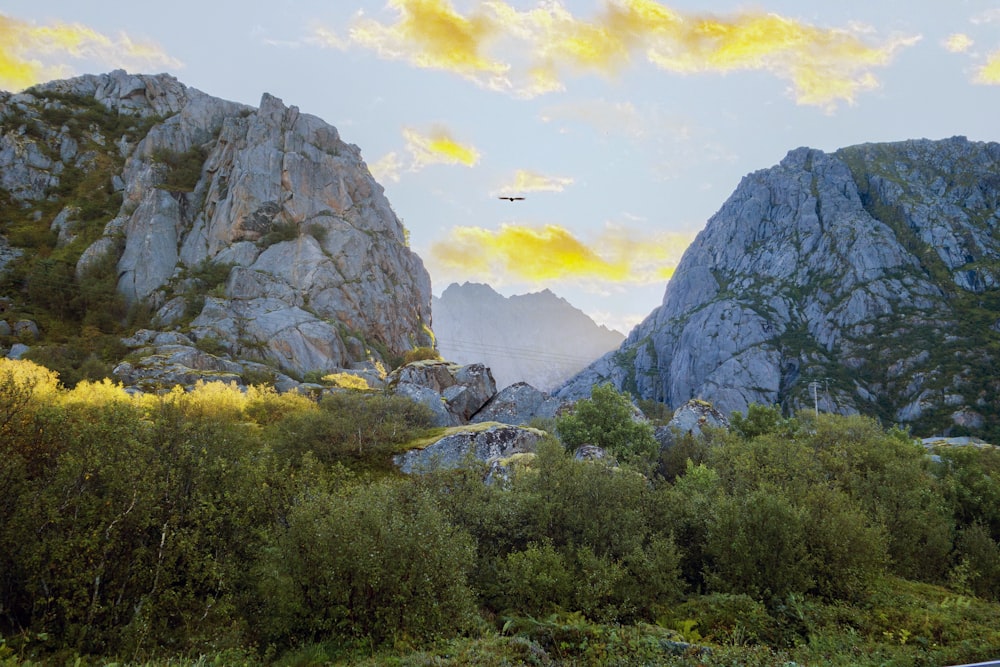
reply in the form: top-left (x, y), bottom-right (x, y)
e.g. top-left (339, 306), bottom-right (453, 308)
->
top-left (498, 196), bottom-right (526, 201)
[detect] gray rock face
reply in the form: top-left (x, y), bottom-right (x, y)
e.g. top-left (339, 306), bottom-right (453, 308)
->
top-left (1, 71), bottom-right (432, 379)
top-left (655, 399), bottom-right (731, 449)
top-left (558, 137), bottom-right (1000, 439)
top-left (471, 382), bottom-right (569, 425)
top-left (433, 282), bottom-right (624, 391)
top-left (394, 423), bottom-right (545, 473)
top-left (388, 360), bottom-right (497, 426)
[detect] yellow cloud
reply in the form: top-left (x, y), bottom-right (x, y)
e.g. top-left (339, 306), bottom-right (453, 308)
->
top-left (499, 169), bottom-right (574, 195)
top-left (975, 50), bottom-right (1000, 84)
top-left (943, 33), bottom-right (974, 53)
top-left (348, 0), bottom-right (508, 82)
top-left (324, 0), bottom-right (915, 108)
top-left (403, 125), bottom-right (481, 168)
top-left (644, 12), bottom-right (916, 109)
top-left (0, 13), bottom-right (181, 91)
top-left (429, 222), bottom-right (693, 285)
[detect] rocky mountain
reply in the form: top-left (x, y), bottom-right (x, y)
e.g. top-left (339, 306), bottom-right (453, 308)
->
top-left (558, 137), bottom-right (1000, 440)
top-left (433, 282), bottom-right (624, 391)
top-left (0, 70), bottom-right (432, 380)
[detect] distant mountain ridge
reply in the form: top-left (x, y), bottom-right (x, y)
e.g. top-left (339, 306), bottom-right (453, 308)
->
top-left (558, 136), bottom-right (1000, 440)
top-left (433, 282), bottom-right (624, 391)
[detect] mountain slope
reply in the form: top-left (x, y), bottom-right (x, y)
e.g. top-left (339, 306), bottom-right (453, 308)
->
top-left (433, 282), bottom-right (623, 391)
top-left (0, 70), bottom-right (432, 379)
top-left (558, 137), bottom-right (1000, 439)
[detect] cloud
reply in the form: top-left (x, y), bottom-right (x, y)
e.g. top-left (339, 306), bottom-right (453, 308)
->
top-left (540, 99), bottom-right (646, 138)
top-left (347, 0), bottom-right (508, 84)
top-left (316, 0), bottom-right (917, 109)
top-left (0, 13), bottom-right (181, 91)
top-left (498, 169), bottom-right (574, 195)
top-left (975, 50), bottom-right (1000, 84)
top-left (971, 9), bottom-right (1000, 25)
top-left (368, 151), bottom-right (404, 183)
top-left (429, 222), bottom-right (693, 286)
top-left (642, 12), bottom-right (918, 110)
top-left (943, 33), bottom-right (974, 54)
top-left (367, 125), bottom-right (480, 185)
top-left (402, 125), bottom-right (481, 168)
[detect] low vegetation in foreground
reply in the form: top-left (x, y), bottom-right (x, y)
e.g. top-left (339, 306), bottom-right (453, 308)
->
top-left (2, 359), bottom-right (1000, 666)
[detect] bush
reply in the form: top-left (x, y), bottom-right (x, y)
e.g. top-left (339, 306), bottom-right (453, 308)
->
top-left (266, 391), bottom-right (434, 468)
top-left (704, 485), bottom-right (813, 601)
top-left (257, 481), bottom-right (477, 646)
top-left (402, 346), bottom-right (442, 364)
top-left (151, 145), bottom-right (207, 193)
top-left (556, 384), bottom-right (658, 465)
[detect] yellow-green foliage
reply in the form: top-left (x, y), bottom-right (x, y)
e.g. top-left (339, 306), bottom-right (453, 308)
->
top-left (321, 371), bottom-right (370, 390)
top-left (402, 346), bottom-right (442, 364)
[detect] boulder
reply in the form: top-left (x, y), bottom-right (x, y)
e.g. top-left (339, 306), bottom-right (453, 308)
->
top-left (471, 381), bottom-right (568, 425)
top-left (388, 360), bottom-right (497, 426)
top-left (394, 423), bottom-right (545, 473)
top-left (655, 399), bottom-right (730, 449)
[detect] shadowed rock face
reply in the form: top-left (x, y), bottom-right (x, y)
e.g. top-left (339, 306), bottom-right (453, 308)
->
top-left (1, 70), bottom-right (432, 377)
top-left (558, 137), bottom-right (1000, 439)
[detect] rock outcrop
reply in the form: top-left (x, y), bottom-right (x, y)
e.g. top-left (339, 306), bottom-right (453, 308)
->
top-left (470, 382), bottom-right (569, 425)
top-left (393, 423), bottom-right (545, 473)
top-left (387, 359), bottom-right (497, 426)
top-left (433, 282), bottom-right (623, 391)
top-left (655, 399), bottom-right (731, 450)
top-left (0, 71), bottom-right (432, 379)
top-left (559, 137), bottom-right (1000, 440)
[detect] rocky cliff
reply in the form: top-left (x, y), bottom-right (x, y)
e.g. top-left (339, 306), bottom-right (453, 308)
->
top-left (558, 137), bottom-right (1000, 440)
top-left (433, 282), bottom-right (624, 391)
top-left (0, 71), bottom-right (432, 379)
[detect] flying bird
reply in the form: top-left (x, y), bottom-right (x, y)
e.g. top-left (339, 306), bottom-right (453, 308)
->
top-left (498, 196), bottom-right (526, 201)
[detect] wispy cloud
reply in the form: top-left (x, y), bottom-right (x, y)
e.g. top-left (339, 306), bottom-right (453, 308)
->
top-left (368, 125), bottom-right (480, 183)
top-left (497, 169), bottom-right (574, 195)
top-left (312, 0), bottom-right (918, 109)
top-left (943, 33), bottom-right (974, 54)
top-left (975, 50), bottom-right (1000, 84)
top-left (429, 222), bottom-right (693, 286)
top-left (971, 9), bottom-right (1000, 25)
top-left (0, 13), bottom-right (181, 91)
top-left (368, 151), bottom-right (404, 183)
top-left (402, 125), bottom-right (481, 168)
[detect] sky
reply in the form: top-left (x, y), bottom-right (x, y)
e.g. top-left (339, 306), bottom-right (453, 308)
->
top-left (0, 1), bottom-right (998, 335)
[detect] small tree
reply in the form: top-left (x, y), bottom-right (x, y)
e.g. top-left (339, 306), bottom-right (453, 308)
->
top-left (556, 383), bottom-right (658, 465)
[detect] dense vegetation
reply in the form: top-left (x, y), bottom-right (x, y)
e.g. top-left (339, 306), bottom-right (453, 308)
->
top-left (0, 89), bottom-right (162, 387)
top-left (1, 363), bottom-right (1000, 666)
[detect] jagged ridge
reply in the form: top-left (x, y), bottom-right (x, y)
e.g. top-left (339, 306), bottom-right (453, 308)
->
top-left (0, 70), bottom-right (432, 380)
top-left (433, 282), bottom-right (624, 391)
top-left (558, 136), bottom-right (1000, 440)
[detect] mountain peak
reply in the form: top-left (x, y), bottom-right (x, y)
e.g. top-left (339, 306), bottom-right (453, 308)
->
top-left (559, 137), bottom-right (1000, 440)
top-left (433, 283), bottom-right (623, 391)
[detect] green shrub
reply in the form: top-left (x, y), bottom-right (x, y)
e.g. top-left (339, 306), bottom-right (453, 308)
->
top-left (265, 391), bottom-right (434, 469)
top-left (257, 481), bottom-right (477, 647)
top-left (259, 220), bottom-right (299, 247)
top-left (494, 541), bottom-right (574, 617)
top-left (704, 485), bottom-right (813, 601)
top-left (556, 383), bottom-right (658, 466)
top-left (194, 335), bottom-right (229, 356)
top-left (151, 145), bottom-right (208, 193)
